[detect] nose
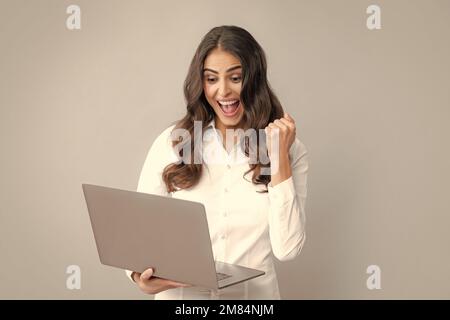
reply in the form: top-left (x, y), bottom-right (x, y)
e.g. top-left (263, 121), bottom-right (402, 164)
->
top-left (218, 79), bottom-right (231, 97)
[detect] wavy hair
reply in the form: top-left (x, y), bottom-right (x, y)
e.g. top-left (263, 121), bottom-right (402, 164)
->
top-left (162, 25), bottom-right (284, 193)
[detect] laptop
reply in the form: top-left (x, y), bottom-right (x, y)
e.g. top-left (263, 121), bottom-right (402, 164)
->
top-left (82, 183), bottom-right (265, 291)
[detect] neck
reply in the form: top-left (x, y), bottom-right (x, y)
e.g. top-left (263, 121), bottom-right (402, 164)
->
top-left (214, 118), bottom-right (243, 152)
top-left (215, 118), bottom-right (244, 136)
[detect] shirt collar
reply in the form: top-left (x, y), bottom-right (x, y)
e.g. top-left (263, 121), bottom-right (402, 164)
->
top-left (205, 119), bottom-right (215, 130)
top-left (202, 117), bottom-right (248, 163)
top-left (203, 118), bottom-right (219, 142)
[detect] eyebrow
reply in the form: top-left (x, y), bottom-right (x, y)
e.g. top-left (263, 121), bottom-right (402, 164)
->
top-left (203, 65), bottom-right (242, 74)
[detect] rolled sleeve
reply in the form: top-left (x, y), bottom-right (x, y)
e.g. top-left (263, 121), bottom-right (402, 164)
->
top-left (268, 138), bottom-right (309, 261)
top-left (268, 176), bottom-right (296, 207)
top-left (125, 269), bottom-right (135, 283)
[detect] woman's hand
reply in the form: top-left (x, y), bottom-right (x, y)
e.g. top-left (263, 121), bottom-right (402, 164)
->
top-left (132, 268), bottom-right (191, 295)
top-left (265, 112), bottom-right (296, 160)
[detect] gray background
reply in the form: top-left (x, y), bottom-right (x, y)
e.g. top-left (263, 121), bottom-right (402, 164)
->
top-left (1, 0), bottom-right (449, 299)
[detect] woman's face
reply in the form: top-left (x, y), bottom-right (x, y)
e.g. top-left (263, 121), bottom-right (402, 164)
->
top-left (203, 48), bottom-right (245, 132)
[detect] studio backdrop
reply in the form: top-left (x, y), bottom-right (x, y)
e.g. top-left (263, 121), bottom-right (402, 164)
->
top-left (1, 0), bottom-right (449, 299)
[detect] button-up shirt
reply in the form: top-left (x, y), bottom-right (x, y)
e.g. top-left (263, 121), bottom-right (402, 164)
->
top-left (125, 119), bottom-right (309, 299)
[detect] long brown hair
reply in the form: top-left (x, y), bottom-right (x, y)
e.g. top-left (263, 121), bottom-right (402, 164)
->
top-left (162, 25), bottom-right (284, 193)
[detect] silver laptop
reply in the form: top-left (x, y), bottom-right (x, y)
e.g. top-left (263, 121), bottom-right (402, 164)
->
top-left (82, 184), bottom-right (265, 291)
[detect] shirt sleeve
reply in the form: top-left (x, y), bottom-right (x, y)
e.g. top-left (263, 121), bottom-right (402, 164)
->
top-left (125, 125), bottom-right (177, 282)
top-left (136, 125), bottom-right (178, 196)
top-left (267, 137), bottom-right (309, 261)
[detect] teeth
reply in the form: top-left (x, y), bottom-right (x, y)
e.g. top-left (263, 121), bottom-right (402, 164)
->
top-left (219, 100), bottom-right (238, 106)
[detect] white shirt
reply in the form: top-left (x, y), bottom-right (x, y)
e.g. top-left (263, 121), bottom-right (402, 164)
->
top-left (126, 119), bottom-right (309, 299)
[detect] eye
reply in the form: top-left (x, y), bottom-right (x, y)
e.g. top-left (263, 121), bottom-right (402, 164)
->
top-left (231, 76), bottom-right (242, 83)
top-left (206, 77), bottom-right (217, 84)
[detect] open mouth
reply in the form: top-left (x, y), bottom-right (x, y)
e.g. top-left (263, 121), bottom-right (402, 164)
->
top-left (217, 99), bottom-right (240, 117)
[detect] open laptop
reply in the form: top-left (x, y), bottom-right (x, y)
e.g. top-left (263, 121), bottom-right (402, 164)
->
top-left (82, 184), bottom-right (265, 291)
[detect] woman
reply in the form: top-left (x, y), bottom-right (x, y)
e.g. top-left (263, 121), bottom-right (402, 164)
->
top-left (125, 25), bottom-right (309, 299)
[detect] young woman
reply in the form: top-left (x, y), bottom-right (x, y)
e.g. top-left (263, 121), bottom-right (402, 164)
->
top-left (125, 25), bottom-right (309, 299)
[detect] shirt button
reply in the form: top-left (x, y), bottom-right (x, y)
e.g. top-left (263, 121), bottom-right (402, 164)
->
top-left (222, 212), bottom-right (227, 217)
top-left (226, 164), bottom-right (231, 169)
top-left (221, 234), bottom-right (226, 240)
top-left (224, 188), bottom-right (228, 193)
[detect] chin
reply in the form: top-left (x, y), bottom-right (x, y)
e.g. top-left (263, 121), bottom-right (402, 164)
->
top-left (220, 114), bottom-right (244, 127)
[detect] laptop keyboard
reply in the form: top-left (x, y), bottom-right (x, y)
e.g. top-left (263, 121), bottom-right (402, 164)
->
top-left (216, 272), bottom-right (232, 281)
